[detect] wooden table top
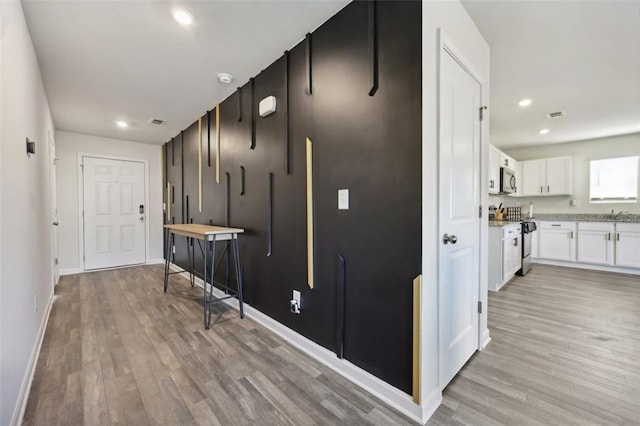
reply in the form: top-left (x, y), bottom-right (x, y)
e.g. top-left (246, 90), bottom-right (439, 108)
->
top-left (164, 224), bottom-right (245, 240)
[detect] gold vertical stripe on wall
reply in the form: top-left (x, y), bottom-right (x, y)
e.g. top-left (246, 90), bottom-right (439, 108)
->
top-left (166, 181), bottom-right (171, 221)
top-left (306, 137), bottom-right (314, 289)
top-left (412, 274), bottom-right (422, 404)
top-left (216, 104), bottom-right (221, 184)
top-left (198, 117), bottom-right (203, 212)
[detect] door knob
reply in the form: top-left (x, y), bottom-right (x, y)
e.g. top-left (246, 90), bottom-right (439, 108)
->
top-left (52, 221), bottom-right (59, 226)
top-left (443, 233), bottom-right (457, 244)
top-left (139, 216), bottom-right (145, 222)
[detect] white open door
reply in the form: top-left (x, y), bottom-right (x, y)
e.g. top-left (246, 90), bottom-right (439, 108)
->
top-left (438, 46), bottom-right (482, 388)
top-left (82, 156), bottom-right (146, 270)
top-left (49, 131), bottom-right (59, 286)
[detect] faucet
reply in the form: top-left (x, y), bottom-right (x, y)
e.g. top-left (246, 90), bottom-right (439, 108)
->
top-left (611, 210), bottom-right (631, 220)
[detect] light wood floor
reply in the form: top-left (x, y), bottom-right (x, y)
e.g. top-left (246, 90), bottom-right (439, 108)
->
top-left (24, 264), bottom-right (640, 425)
top-left (430, 265), bottom-right (640, 426)
top-left (23, 265), bottom-right (412, 425)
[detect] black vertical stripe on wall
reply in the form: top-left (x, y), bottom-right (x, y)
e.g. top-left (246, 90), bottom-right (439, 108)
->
top-left (284, 50), bottom-right (291, 174)
top-left (171, 139), bottom-right (175, 166)
top-left (240, 166), bottom-right (246, 195)
top-left (267, 172), bottom-right (273, 257)
top-left (171, 185), bottom-right (175, 203)
top-left (336, 254), bottom-right (346, 359)
top-left (368, 0), bottom-right (379, 96)
top-left (237, 87), bottom-right (243, 122)
top-left (250, 78), bottom-right (256, 149)
top-left (305, 33), bottom-right (313, 95)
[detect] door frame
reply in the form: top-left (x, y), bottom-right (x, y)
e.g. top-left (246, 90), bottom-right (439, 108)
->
top-left (48, 131), bottom-right (59, 286)
top-left (436, 30), bottom-right (487, 390)
top-left (77, 152), bottom-right (150, 271)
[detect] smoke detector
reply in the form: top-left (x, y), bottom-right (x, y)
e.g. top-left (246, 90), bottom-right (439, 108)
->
top-left (218, 73), bottom-right (234, 84)
top-left (546, 111), bottom-right (566, 120)
top-left (147, 118), bottom-right (166, 126)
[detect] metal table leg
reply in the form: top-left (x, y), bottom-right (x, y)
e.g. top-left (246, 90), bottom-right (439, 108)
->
top-left (164, 231), bottom-right (174, 293)
top-left (232, 234), bottom-right (244, 318)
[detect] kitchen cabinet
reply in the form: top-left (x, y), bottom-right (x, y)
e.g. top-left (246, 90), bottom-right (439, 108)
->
top-left (531, 221), bottom-right (539, 258)
top-left (614, 223), bottom-right (640, 268)
top-left (488, 145), bottom-right (501, 194)
top-left (538, 221), bottom-right (577, 262)
top-left (577, 222), bottom-right (614, 265)
top-left (521, 156), bottom-right (572, 196)
top-left (489, 223), bottom-right (521, 291)
top-left (503, 225), bottom-right (521, 278)
top-left (500, 152), bottom-right (516, 170)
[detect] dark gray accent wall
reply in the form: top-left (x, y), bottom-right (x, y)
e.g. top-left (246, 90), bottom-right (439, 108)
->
top-left (164, 0), bottom-right (421, 394)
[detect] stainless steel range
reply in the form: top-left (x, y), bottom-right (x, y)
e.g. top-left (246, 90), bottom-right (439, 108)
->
top-left (518, 221), bottom-right (537, 276)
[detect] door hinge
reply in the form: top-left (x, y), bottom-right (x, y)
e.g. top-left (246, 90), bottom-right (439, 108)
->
top-left (479, 106), bottom-right (488, 121)
top-left (478, 301), bottom-right (483, 314)
top-left (54, 258), bottom-right (58, 265)
top-left (479, 205), bottom-right (483, 218)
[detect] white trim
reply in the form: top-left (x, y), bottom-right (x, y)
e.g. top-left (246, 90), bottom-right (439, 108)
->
top-left (480, 329), bottom-right (492, 350)
top-left (77, 152), bottom-right (150, 271)
top-left (532, 259), bottom-right (640, 276)
top-left (10, 292), bottom-right (55, 426)
top-left (59, 267), bottom-right (81, 276)
top-left (147, 258), bottom-right (165, 265)
top-left (167, 264), bottom-right (430, 424)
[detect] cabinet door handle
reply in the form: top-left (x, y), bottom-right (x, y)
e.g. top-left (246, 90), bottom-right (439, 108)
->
top-left (551, 224), bottom-right (561, 227)
top-left (607, 232), bottom-right (611, 241)
top-left (540, 186), bottom-right (543, 193)
top-left (617, 233), bottom-right (620, 241)
top-left (547, 185), bottom-right (550, 193)
top-left (570, 231), bottom-right (573, 239)
top-left (489, 180), bottom-right (494, 189)
top-left (513, 237), bottom-right (518, 246)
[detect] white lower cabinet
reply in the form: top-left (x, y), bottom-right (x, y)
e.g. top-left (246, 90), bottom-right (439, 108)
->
top-left (614, 223), bottom-right (640, 268)
top-left (577, 222), bottom-right (614, 265)
top-left (489, 223), bottom-right (521, 291)
top-left (539, 222), bottom-right (577, 262)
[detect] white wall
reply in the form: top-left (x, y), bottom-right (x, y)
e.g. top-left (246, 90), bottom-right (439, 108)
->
top-left (0, 1), bottom-right (56, 424)
top-left (420, 0), bottom-right (490, 419)
top-left (505, 133), bottom-right (640, 214)
top-left (56, 130), bottom-right (163, 273)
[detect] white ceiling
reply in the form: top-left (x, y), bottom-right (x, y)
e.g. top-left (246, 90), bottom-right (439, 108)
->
top-left (462, 0), bottom-right (640, 149)
top-left (22, 0), bottom-right (350, 145)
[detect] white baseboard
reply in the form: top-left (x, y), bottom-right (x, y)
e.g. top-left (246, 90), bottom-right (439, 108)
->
top-left (10, 292), bottom-right (55, 426)
top-left (147, 258), bottom-right (165, 265)
top-left (480, 328), bottom-right (491, 349)
top-left (59, 267), bottom-right (80, 276)
top-left (532, 259), bottom-right (640, 275)
top-left (167, 264), bottom-right (432, 424)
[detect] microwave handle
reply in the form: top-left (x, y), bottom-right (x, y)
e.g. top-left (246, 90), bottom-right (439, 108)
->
top-left (510, 175), bottom-right (516, 190)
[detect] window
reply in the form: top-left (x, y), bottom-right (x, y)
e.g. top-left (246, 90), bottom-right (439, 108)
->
top-left (589, 156), bottom-right (639, 203)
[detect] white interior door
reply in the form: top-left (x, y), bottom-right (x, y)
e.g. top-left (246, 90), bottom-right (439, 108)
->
top-left (83, 156), bottom-right (146, 270)
top-left (49, 132), bottom-right (59, 285)
top-left (438, 47), bottom-right (481, 388)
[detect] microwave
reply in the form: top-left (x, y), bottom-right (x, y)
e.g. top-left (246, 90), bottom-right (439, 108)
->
top-left (500, 167), bottom-right (516, 194)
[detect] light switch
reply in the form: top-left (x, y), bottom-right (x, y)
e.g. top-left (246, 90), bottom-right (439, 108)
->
top-left (338, 189), bottom-right (349, 210)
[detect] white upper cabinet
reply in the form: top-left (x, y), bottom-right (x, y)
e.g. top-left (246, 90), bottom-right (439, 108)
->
top-left (521, 156), bottom-right (572, 196)
top-left (500, 152), bottom-right (516, 170)
top-left (488, 145), bottom-right (501, 194)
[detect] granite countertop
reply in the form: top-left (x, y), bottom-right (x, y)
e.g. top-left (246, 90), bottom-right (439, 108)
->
top-left (528, 213), bottom-right (640, 223)
top-left (488, 220), bottom-right (522, 227)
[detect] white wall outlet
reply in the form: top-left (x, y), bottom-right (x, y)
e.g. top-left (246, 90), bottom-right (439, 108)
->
top-left (570, 199), bottom-right (579, 207)
top-left (34, 295), bottom-right (38, 314)
top-left (290, 290), bottom-right (301, 314)
top-left (338, 189), bottom-right (349, 210)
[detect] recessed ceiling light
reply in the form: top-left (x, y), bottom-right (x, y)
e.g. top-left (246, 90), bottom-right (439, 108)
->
top-left (539, 128), bottom-right (549, 135)
top-left (173, 8), bottom-right (193, 26)
top-left (518, 99), bottom-right (532, 107)
top-left (217, 73), bottom-right (234, 84)
top-left (116, 121), bottom-right (128, 128)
